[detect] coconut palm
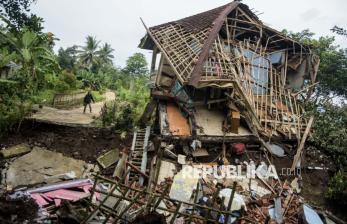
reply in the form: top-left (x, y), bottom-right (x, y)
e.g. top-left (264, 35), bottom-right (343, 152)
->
top-left (77, 35), bottom-right (100, 70)
top-left (97, 42), bottom-right (114, 65)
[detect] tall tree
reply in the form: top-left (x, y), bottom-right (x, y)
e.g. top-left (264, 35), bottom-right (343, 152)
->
top-left (0, 0), bottom-right (43, 32)
top-left (331, 26), bottom-right (347, 37)
top-left (77, 35), bottom-right (100, 70)
top-left (123, 53), bottom-right (148, 75)
top-left (57, 45), bottom-right (78, 70)
top-left (97, 43), bottom-right (114, 65)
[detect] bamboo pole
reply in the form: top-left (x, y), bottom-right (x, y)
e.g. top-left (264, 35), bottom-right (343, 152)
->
top-left (170, 202), bottom-right (182, 224)
top-left (188, 182), bottom-right (200, 224)
top-left (291, 116), bottom-right (314, 171)
top-left (224, 181), bottom-right (237, 224)
top-left (102, 179), bottom-right (137, 224)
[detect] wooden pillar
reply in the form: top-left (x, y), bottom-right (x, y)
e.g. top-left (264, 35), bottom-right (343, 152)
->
top-left (150, 45), bottom-right (158, 75)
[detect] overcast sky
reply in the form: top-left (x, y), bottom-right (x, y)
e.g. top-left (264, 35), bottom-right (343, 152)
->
top-left (31, 0), bottom-right (347, 68)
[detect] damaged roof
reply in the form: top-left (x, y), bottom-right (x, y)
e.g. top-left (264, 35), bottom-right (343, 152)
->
top-left (139, 1), bottom-right (311, 87)
top-left (152, 2), bottom-right (239, 33)
top-left (139, 1), bottom-right (241, 51)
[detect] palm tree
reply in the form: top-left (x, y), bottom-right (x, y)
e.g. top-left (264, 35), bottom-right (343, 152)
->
top-left (77, 35), bottom-right (100, 70)
top-left (97, 43), bottom-right (114, 65)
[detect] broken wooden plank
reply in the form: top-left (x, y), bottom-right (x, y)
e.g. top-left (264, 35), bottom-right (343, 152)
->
top-left (291, 116), bottom-right (314, 171)
top-left (113, 150), bottom-right (128, 178)
top-left (96, 149), bottom-right (119, 169)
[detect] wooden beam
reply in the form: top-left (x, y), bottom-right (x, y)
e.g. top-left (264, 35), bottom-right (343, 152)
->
top-left (140, 18), bottom-right (185, 85)
top-left (188, 2), bottom-right (239, 86)
top-left (291, 116), bottom-right (314, 171)
top-left (150, 45), bottom-right (158, 75)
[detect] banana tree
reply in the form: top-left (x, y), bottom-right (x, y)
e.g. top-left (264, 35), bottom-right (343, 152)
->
top-left (0, 28), bottom-right (59, 91)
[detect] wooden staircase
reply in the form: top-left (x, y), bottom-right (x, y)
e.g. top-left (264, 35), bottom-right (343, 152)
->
top-left (128, 126), bottom-right (151, 185)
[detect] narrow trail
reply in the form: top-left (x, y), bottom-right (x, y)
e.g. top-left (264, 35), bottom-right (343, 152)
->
top-left (30, 91), bottom-right (115, 126)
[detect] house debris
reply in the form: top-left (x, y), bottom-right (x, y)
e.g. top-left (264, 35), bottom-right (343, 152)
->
top-left (97, 149), bottom-right (120, 169)
top-left (3, 146), bottom-right (97, 188)
top-left (0, 1), bottom-right (339, 224)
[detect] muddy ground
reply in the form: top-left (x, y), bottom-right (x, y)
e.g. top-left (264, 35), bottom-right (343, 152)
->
top-left (0, 120), bottom-right (133, 178)
top-left (0, 120), bottom-right (132, 164)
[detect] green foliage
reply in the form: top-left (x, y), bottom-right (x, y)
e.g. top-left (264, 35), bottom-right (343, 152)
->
top-left (57, 46), bottom-right (78, 70)
top-left (97, 43), bottom-right (114, 65)
top-left (0, 0), bottom-right (43, 32)
top-left (318, 47), bottom-right (347, 97)
top-left (100, 101), bottom-right (117, 127)
top-left (0, 49), bottom-right (17, 69)
top-left (331, 26), bottom-right (347, 37)
top-left (326, 171), bottom-right (347, 205)
top-left (0, 28), bottom-right (59, 93)
top-left (0, 79), bottom-right (31, 136)
top-left (98, 74), bottom-right (150, 130)
top-left (123, 53), bottom-right (148, 75)
top-left (30, 89), bottom-right (55, 105)
top-left (77, 35), bottom-right (101, 71)
top-left (60, 70), bottom-right (77, 89)
top-left (91, 90), bottom-right (105, 102)
top-left (311, 103), bottom-right (347, 169)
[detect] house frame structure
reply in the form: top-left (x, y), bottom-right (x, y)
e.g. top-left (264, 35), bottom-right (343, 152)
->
top-left (139, 1), bottom-right (319, 150)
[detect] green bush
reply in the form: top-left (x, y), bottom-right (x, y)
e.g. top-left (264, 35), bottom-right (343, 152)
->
top-left (326, 171), bottom-right (347, 205)
top-left (0, 79), bottom-right (31, 136)
top-left (311, 103), bottom-right (347, 169)
top-left (44, 73), bottom-right (59, 90)
top-left (100, 101), bottom-right (117, 127)
top-left (30, 89), bottom-right (55, 105)
top-left (97, 74), bottom-right (149, 130)
top-left (54, 79), bottom-right (71, 93)
top-left (91, 90), bottom-right (106, 102)
top-left (61, 70), bottom-right (77, 89)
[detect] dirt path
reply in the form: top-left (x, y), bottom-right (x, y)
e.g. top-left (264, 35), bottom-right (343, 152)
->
top-left (30, 90), bottom-right (115, 126)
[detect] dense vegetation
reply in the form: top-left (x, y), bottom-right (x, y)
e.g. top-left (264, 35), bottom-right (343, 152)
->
top-left (0, 0), bottom-right (149, 135)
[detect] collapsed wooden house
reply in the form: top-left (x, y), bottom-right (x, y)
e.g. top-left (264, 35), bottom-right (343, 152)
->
top-left (139, 1), bottom-right (319, 150)
top-left (79, 2), bottom-right (323, 223)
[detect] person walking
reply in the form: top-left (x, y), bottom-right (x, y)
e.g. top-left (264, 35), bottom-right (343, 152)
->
top-left (83, 91), bottom-right (95, 113)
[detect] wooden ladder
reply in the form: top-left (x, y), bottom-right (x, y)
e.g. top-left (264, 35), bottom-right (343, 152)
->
top-left (128, 126), bottom-right (151, 185)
